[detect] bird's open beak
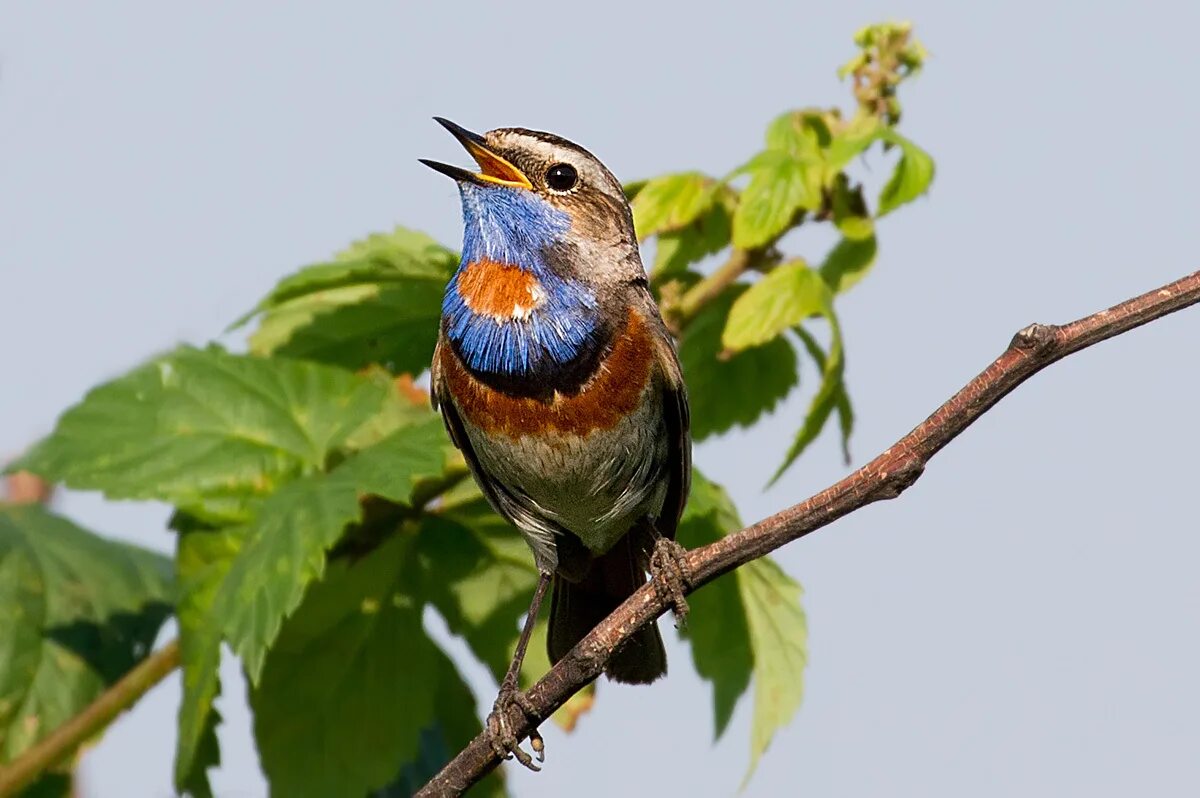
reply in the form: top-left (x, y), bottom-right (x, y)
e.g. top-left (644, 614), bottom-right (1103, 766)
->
top-left (419, 118), bottom-right (532, 189)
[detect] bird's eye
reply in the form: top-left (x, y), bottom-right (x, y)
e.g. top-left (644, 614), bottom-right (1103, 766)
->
top-left (545, 163), bottom-right (578, 191)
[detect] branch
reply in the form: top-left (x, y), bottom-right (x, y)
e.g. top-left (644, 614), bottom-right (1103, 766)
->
top-left (670, 236), bottom-right (782, 333)
top-left (674, 247), bottom-right (755, 325)
top-left (417, 269), bottom-right (1200, 797)
top-left (0, 639), bottom-right (182, 796)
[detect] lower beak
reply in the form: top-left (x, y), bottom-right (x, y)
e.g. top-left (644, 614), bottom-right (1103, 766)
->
top-left (420, 117), bottom-right (532, 189)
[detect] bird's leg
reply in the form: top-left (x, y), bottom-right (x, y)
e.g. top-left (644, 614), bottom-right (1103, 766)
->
top-left (487, 571), bottom-right (551, 770)
top-left (645, 523), bottom-right (690, 628)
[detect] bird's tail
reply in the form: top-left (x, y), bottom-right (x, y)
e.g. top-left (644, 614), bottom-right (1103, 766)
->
top-left (547, 532), bottom-right (667, 684)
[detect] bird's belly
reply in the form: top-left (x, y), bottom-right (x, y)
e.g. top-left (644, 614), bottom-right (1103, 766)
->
top-left (462, 392), bottom-right (668, 554)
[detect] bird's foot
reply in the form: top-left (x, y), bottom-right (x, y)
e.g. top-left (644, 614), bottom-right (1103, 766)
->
top-left (486, 679), bottom-right (544, 771)
top-left (649, 537), bottom-right (690, 628)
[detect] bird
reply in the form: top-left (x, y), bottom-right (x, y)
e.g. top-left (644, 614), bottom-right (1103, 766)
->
top-left (421, 118), bottom-right (691, 768)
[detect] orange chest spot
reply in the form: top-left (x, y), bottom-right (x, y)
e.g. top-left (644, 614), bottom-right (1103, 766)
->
top-left (456, 259), bottom-right (543, 319)
top-left (440, 308), bottom-right (658, 439)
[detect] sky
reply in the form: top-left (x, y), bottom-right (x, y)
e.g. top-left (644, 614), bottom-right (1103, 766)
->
top-left (2, 2), bottom-right (1199, 796)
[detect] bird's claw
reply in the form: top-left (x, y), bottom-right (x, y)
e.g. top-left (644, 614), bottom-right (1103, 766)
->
top-left (650, 537), bottom-right (690, 627)
top-left (486, 681), bottom-right (543, 771)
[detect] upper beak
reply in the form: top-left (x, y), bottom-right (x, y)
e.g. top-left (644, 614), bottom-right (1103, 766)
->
top-left (419, 118), bottom-right (532, 189)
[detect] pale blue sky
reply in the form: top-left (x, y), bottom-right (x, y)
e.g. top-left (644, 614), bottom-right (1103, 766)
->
top-left (3, 2), bottom-right (1199, 796)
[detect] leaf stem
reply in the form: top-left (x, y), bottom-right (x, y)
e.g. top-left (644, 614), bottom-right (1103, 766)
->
top-left (0, 639), bottom-right (182, 796)
top-left (670, 221), bottom-right (793, 333)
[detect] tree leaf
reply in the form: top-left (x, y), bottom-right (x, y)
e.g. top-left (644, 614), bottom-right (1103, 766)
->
top-left (334, 226), bottom-right (459, 271)
top-left (253, 282), bottom-right (446, 375)
top-left (677, 474), bottom-right (752, 738)
top-left (0, 505), bottom-right (173, 762)
top-left (876, 129), bottom-right (935, 217)
top-left (214, 417), bottom-right (452, 683)
top-left (240, 227), bottom-right (455, 374)
top-left (651, 201), bottom-right (733, 280)
top-left (825, 115), bottom-right (882, 172)
top-left (722, 260), bottom-right (831, 352)
top-left (233, 226), bottom-right (456, 329)
top-left (416, 506), bottom-right (538, 681)
top-left (739, 555), bottom-right (807, 785)
top-left (679, 288), bottom-right (798, 440)
top-left (819, 235), bottom-right (878, 294)
top-left (765, 109), bottom-right (832, 158)
top-left (342, 374), bottom-right (436, 452)
top-left (732, 151), bottom-right (820, 249)
top-left (10, 347), bottom-right (390, 523)
top-left (717, 257), bottom-right (853, 482)
top-left (173, 522), bottom-right (243, 798)
top-left (631, 172), bottom-right (715, 240)
top-left (795, 326), bottom-right (854, 461)
top-left (377, 645), bottom-right (507, 798)
top-left (675, 473), bottom-right (808, 784)
top-left (416, 504), bottom-right (595, 731)
top-left (250, 534), bottom-right (441, 798)
top-left (770, 317), bottom-right (852, 484)
top-left (621, 179), bottom-right (648, 202)
top-left (830, 174), bottom-right (874, 240)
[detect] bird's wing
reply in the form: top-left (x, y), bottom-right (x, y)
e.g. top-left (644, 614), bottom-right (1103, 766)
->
top-left (638, 294), bottom-right (692, 541)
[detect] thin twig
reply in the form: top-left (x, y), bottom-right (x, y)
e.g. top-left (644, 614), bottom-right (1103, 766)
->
top-left (416, 269), bottom-right (1200, 797)
top-left (0, 640), bottom-right (182, 797)
top-left (674, 247), bottom-right (754, 327)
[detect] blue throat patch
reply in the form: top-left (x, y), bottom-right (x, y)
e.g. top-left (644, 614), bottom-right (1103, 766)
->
top-left (444, 183), bottom-right (602, 378)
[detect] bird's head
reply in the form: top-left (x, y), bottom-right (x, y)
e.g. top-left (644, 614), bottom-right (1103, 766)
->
top-left (421, 119), bottom-right (640, 282)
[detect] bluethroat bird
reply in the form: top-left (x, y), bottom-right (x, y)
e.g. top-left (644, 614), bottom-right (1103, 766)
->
top-left (422, 119), bottom-right (692, 768)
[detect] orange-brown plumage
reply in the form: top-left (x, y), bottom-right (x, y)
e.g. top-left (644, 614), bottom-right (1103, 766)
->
top-left (456, 258), bottom-right (542, 319)
top-left (438, 306), bottom-right (655, 439)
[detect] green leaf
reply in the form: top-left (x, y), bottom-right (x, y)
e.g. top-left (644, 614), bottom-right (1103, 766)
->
top-left (0, 505), bottom-right (173, 762)
top-left (621, 179), bottom-right (648, 202)
top-left (173, 522), bottom-right (243, 797)
top-left (825, 116), bottom-right (882, 171)
top-left (732, 151), bottom-right (820, 249)
top-left (416, 504), bottom-right (595, 731)
top-left (416, 506), bottom-right (538, 680)
top-left (739, 555), bottom-right (807, 784)
top-left (20, 773), bottom-right (72, 798)
top-left (676, 473), bottom-right (808, 784)
top-left (250, 534), bottom-right (441, 798)
top-left (214, 417), bottom-right (452, 682)
top-left (233, 226), bottom-right (456, 329)
top-left (11, 347), bottom-right (390, 523)
top-left (677, 474), bottom-right (752, 738)
top-left (651, 201), bottom-right (733, 279)
top-left (717, 257), bottom-right (853, 481)
top-left (765, 109), bottom-right (832, 157)
top-left (382, 646), bottom-right (507, 798)
top-left (722, 260), bottom-right (831, 352)
top-left (254, 282), bottom-right (446, 375)
top-left (679, 288), bottom-right (798, 440)
top-left (631, 172), bottom-right (715, 240)
top-left (342, 373), bottom-right (437, 452)
top-left (876, 129), bottom-right (935, 217)
top-left (334, 226), bottom-right (459, 271)
top-left (819, 235), bottom-right (878, 295)
top-left (242, 227), bottom-right (455, 374)
top-left (771, 318), bottom-right (852, 484)
top-left (830, 175), bottom-right (874, 240)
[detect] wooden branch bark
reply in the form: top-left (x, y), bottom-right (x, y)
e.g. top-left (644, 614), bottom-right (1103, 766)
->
top-left (417, 269), bottom-right (1200, 797)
